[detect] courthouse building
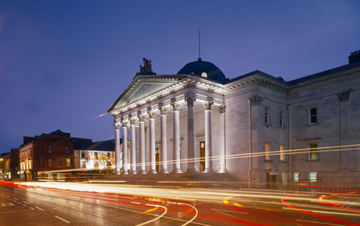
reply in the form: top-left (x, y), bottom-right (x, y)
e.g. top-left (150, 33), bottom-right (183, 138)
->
top-left (108, 51), bottom-right (360, 188)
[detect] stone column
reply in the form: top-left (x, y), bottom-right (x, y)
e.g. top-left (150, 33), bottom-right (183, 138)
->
top-left (218, 105), bottom-right (226, 173)
top-left (122, 120), bottom-right (129, 175)
top-left (186, 96), bottom-right (196, 173)
top-left (114, 119), bottom-right (121, 175)
top-left (204, 101), bottom-right (213, 173)
top-left (138, 113), bottom-right (146, 174)
top-left (171, 102), bottom-right (182, 173)
top-left (130, 117), bottom-right (137, 174)
top-left (159, 105), bottom-right (169, 173)
top-left (148, 110), bottom-right (157, 174)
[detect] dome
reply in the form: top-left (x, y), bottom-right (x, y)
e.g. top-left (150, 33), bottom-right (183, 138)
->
top-left (177, 58), bottom-right (227, 82)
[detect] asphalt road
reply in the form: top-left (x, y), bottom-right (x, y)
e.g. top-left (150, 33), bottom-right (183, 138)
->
top-left (1, 181), bottom-right (359, 226)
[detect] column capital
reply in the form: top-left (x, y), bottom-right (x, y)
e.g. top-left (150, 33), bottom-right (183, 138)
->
top-left (248, 95), bottom-right (263, 106)
top-left (148, 110), bottom-right (157, 119)
top-left (219, 105), bottom-right (226, 114)
top-left (338, 91), bottom-right (350, 102)
top-left (159, 106), bottom-right (169, 115)
top-left (122, 120), bottom-right (129, 127)
top-left (204, 101), bottom-right (213, 111)
top-left (129, 117), bottom-right (137, 125)
top-left (114, 122), bottom-right (121, 129)
top-left (138, 113), bottom-right (147, 122)
top-left (171, 102), bottom-right (181, 111)
top-left (185, 97), bottom-right (196, 108)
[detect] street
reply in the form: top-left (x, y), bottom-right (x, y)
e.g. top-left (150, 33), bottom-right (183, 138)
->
top-left (1, 181), bottom-right (359, 225)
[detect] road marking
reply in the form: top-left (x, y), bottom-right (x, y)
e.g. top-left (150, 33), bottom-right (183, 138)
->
top-left (35, 206), bottom-right (45, 211)
top-left (23, 204), bottom-right (27, 207)
top-left (54, 215), bottom-right (70, 224)
top-left (179, 202), bottom-right (198, 226)
top-left (0, 209), bottom-right (32, 214)
top-left (1, 204), bottom-right (5, 207)
top-left (136, 204), bottom-right (168, 226)
top-left (29, 207), bottom-right (35, 210)
top-left (131, 202), bottom-right (141, 204)
top-left (23, 201), bottom-right (29, 204)
top-left (211, 208), bottom-right (248, 214)
top-left (8, 203), bottom-right (14, 206)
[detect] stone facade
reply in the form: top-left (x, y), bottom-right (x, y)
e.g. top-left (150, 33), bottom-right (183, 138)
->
top-left (108, 53), bottom-right (360, 188)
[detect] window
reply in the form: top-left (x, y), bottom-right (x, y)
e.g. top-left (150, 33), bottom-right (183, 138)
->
top-left (47, 158), bottom-right (52, 168)
top-left (309, 144), bottom-right (318, 160)
top-left (94, 161), bottom-right (99, 168)
top-left (282, 173), bottom-right (287, 184)
top-left (309, 172), bottom-right (317, 182)
top-left (107, 161), bottom-right (111, 167)
top-left (66, 146), bottom-right (70, 154)
top-left (309, 107), bottom-right (317, 124)
top-left (81, 151), bottom-right (85, 159)
top-left (279, 111), bottom-right (284, 127)
top-left (81, 161), bottom-right (86, 168)
top-left (94, 152), bottom-right (98, 159)
top-left (48, 145), bottom-right (52, 153)
top-left (293, 172), bottom-right (299, 183)
top-left (107, 152), bottom-right (111, 158)
top-left (264, 107), bottom-right (269, 124)
top-left (280, 145), bottom-right (285, 161)
top-left (66, 159), bottom-right (70, 168)
top-left (264, 143), bottom-right (270, 160)
top-left (59, 160), bottom-right (62, 165)
top-left (40, 158), bottom-right (43, 168)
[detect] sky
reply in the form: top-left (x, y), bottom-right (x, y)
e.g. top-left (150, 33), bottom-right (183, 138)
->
top-left (0, 0), bottom-right (359, 154)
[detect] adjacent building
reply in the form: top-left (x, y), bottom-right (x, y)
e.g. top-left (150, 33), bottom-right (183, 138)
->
top-left (108, 51), bottom-right (360, 188)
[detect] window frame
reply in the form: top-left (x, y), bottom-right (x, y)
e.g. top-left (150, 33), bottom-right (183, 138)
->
top-left (309, 143), bottom-right (318, 160)
top-left (309, 107), bottom-right (317, 124)
top-left (264, 107), bottom-right (270, 124)
top-left (279, 111), bottom-right (284, 127)
top-left (48, 145), bottom-right (52, 154)
top-left (280, 145), bottom-right (285, 161)
top-left (264, 143), bottom-right (271, 160)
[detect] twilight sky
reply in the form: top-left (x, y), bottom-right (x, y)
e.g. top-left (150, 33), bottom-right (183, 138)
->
top-left (0, 0), bottom-right (359, 154)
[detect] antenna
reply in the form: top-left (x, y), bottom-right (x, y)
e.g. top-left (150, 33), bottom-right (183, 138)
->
top-left (198, 29), bottom-right (201, 61)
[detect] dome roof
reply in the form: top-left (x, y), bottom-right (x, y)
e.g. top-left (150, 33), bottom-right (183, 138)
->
top-left (177, 58), bottom-right (227, 82)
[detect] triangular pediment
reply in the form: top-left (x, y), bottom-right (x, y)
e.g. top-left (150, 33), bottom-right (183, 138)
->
top-left (108, 75), bottom-right (187, 112)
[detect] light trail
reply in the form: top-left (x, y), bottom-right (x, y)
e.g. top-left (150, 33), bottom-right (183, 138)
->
top-left (136, 204), bottom-right (167, 226)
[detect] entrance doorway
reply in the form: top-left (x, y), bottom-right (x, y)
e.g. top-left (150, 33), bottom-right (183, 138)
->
top-left (266, 172), bottom-right (277, 189)
top-left (200, 141), bottom-right (205, 172)
top-left (155, 148), bottom-right (160, 172)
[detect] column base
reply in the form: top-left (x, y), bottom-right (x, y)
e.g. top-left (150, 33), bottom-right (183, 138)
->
top-left (172, 168), bottom-right (183, 173)
top-left (115, 171), bottom-right (121, 175)
top-left (149, 169), bottom-right (158, 174)
top-left (139, 170), bottom-right (147, 174)
top-left (122, 171), bottom-right (128, 175)
top-left (131, 171), bottom-right (137, 175)
top-left (186, 169), bottom-right (198, 173)
top-left (203, 168), bottom-right (214, 173)
top-left (160, 169), bottom-right (170, 174)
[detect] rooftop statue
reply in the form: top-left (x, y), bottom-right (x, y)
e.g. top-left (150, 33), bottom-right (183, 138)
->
top-left (138, 57), bottom-right (155, 75)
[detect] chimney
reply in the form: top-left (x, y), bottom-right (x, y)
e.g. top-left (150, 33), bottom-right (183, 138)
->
top-left (348, 50), bottom-right (360, 64)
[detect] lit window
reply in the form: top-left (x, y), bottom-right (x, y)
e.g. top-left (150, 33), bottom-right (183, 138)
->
top-left (309, 144), bottom-right (318, 160)
top-left (94, 152), bottom-right (98, 159)
top-left (293, 172), bottom-right (299, 182)
top-left (107, 152), bottom-right (111, 158)
top-left (265, 143), bottom-right (270, 160)
top-left (201, 72), bottom-right (207, 77)
top-left (48, 145), bottom-right (52, 153)
top-left (81, 161), bottom-right (86, 168)
top-left (264, 107), bottom-right (269, 124)
top-left (48, 158), bottom-right (52, 168)
top-left (279, 111), bottom-right (284, 127)
top-left (94, 161), bottom-right (99, 168)
top-left (280, 145), bottom-right (285, 161)
top-left (66, 159), bottom-right (70, 168)
top-left (309, 172), bottom-right (317, 182)
top-left (309, 108), bottom-right (317, 124)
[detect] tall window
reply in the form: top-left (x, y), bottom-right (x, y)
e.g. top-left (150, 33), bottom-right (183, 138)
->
top-left (94, 152), bottom-right (98, 159)
top-left (264, 143), bottom-right (270, 160)
top-left (279, 111), bottom-right (284, 127)
top-left (94, 161), bottom-right (99, 168)
top-left (81, 151), bottom-right (85, 159)
top-left (309, 172), bottom-right (317, 182)
top-left (280, 145), bottom-right (285, 161)
top-left (293, 172), bottom-right (299, 183)
top-left (309, 144), bottom-right (318, 160)
top-left (66, 159), bottom-right (70, 167)
top-left (282, 172), bottom-right (287, 184)
top-left (309, 107), bottom-right (317, 124)
top-left (66, 146), bottom-right (70, 154)
top-left (48, 145), bottom-right (52, 153)
top-left (107, 152), bottom-right (111, 158)
top-left (264, 107), bottom-right (269, 124)
top-left (47, 158), bottom-right (52, 168)
top-left (81, 161), bottom-right (86, 168)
